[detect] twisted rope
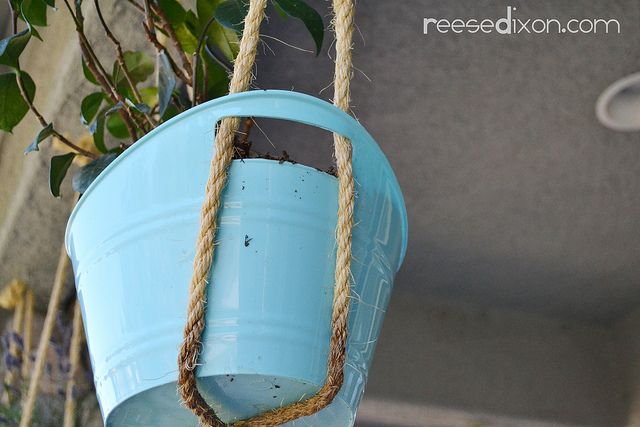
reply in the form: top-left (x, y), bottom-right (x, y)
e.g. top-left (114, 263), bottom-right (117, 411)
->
top-left (177, 0), bottom-right (355, 425)
top-left (177, 1), bottom-right (269, 425)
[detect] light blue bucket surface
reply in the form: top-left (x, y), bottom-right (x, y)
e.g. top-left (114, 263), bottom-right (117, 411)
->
top-left (65, 90), bottom-right (408, 426)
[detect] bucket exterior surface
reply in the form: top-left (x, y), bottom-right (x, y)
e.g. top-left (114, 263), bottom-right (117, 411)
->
top-left (65, 91), bottom-right (408, 426)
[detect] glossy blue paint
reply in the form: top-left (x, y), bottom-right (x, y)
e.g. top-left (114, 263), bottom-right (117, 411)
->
top-left (65, 90), bottom-right (408, 426)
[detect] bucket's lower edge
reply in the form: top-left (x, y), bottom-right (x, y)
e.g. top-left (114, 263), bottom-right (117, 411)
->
top-left (104, 373), bottom-right (355, 427)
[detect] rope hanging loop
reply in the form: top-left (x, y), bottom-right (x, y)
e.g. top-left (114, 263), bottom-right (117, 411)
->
top-left (177, 0), bottom-right (356, 425)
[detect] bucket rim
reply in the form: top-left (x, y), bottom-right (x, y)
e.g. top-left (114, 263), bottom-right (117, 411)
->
top-left (65, 90), bottom-right (408, 271)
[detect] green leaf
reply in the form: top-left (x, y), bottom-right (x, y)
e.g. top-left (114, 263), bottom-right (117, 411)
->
top-left (49, 152), bottom-right (75, 197)
top-left (202, 50), bottom-right (229, 99)
top-left (198, 0), bottom-right (240, 60)
top-left (80, 92), bottom-right (104, 126)
top-left (139, 86), bottom-right (158, 108)
top-left (273, 0), bottom-right (324, 55)
top-left (121, 51), bottom-right (155, 83)
top-left (273, 1), bottom-right (288, 18)
top-left (125, 99), bottom-right (151, 114)
top-left (215, 0), bottom-right (248, 32)
top-left (214, 26), bottom-right (240, 60)
top-left (0, 72), bottom-right (35, 132)
top-left (185, 9), bottom-right (200, 31)
top-left (25, 122), bottom-right (53, 154)
top-left (157, 0), bottom-right (187, 24)
top-left (82, 58), bottom-right (98, 85)
top-left (161, 103), bottom-right (179, 121)
top-left (90, 108), bottom-right (108, 153)
top-left (72, 153), bottom-right (118, 194)
top-left (0, 28), bottom-right (31, 69)
top-left (157, 50), bottom-right (176, 116)
top-left (112, 51), bottom-right (154, 92)
top-left (29, 25), bottom-right (42, 41)
top-left (106, 111), bottom-right (129, 139)
top-left (174, 23), bottom-right (199, 54)
top-left (104, 101), bottom-right (123, 116)
top-left (73, 0), bottom-right (82, 18)
top-left (21, 0), bottom-right (49, 27)
top-left (196, 0), bottom-right (220, 21)
top-left (175, 83), bottom-right (191, 109)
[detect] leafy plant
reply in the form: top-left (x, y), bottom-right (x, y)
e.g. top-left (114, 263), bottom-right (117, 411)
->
top-left (0, 0), bottom-right (326, 197)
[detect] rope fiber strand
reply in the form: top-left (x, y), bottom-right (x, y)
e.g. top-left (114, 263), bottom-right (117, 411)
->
top-left (177, 0), bottom-right (356, 425)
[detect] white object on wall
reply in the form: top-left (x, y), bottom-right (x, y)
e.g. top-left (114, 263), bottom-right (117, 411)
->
top-left (597, 72), bottom-right (640, 131)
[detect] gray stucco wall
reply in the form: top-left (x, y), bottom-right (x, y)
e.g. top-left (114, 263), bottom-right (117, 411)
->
top-left (257, 0), bottom-right (640, 322)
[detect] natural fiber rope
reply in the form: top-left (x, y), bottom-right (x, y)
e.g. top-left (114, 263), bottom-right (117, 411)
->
top-left (19, 244), bottom-right (71, 427)
top-left (176, 0), bottom-right (269, 425)
top-left (63, 301), bottom-right (84, 427)
top-left (177, 0), bottom-right (355, 424)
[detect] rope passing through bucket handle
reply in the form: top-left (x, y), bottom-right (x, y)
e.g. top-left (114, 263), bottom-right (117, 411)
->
top-left (176, 0), bottom-right (356, 425)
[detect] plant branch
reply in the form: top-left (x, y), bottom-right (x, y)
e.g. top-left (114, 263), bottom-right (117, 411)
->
top-left (79, 42), bottom-right (141, 139)
top-left (192, 16), bottom-right (216, 106)
top-left (143, 22), bottom-right (190, 85)
top-left (51, 130), bottom-right (98, 159)
top-left (8, 0), bottom-right (17, 34)
top-left (94, 0), bottom-right (141, 103)
top-left (150, 2), bottom-right (193, 81)
top-left (15, 72), bottom-right (97, 158)
top-left (142, 0), bottom-right (190, 89)
top-left (204, 45), bottom-right (233, 74)
top-left (239, 118), bottom-right (253, 148)
top-left (94, 0), bottom-right (156, 129)
top-left (142, 0), bottom-right (155, 43)
top-left (5, 3), bottom-right (97, 160)
top-left (202, 57), bottom-right (208, 102)
top-left (62, 0), bottom-right (142, 140)
top-left (127, 0), bottom-right (189, 91)
top-left (15, 74), bottom-right (45, 126)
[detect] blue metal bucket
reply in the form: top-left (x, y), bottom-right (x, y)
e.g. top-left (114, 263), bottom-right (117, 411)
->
top-left (65, 90), bottom-right (408, 426)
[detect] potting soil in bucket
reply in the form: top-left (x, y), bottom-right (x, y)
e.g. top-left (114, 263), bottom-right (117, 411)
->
top-left (65, 90), bottom-right (408, 426)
